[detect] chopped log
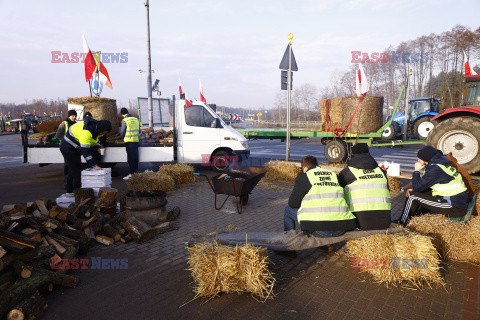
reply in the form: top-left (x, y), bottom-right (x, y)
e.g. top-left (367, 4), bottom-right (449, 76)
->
top-left (155, 222), bottom-right (179, 235)
top-left (120, 235), bottom-right (133, 243)
top-left (119, 195), bottom-right (127, 212)
top-left (83, 226), bottom-right (95, 243)
top-left (112, 223), bottom-right (126, 235)
top-left (20, 229), bottom-right (41, 243)
top-left (0, 214), bottom-right (11, 229)
top-left (71, 198), bottom-right (91, 216)
top-left (0, 270), bottom-right (17, 291)
top-left (57, 246), bottom-right (78, 275)
top-left (167, 206), bottom-right (181, 221)
top-left (81, 216), bottom-right (96, 228)
top-left (0, 246), bottom-right (6, 259)
top-left (49, 233), bottom-right (78, 247)
top-left (91, 212), bottom-right (104, 235)
top-left (32, 269), bottom-right (79, 288)
top-left (44, 236), bottom-right (66, 256)
top-left (153, 221), bottom-right (170, 229)
top-left (123, 217), bottom-right (156, 244)
top-left (48, 206), bottom-right (62, 219)
top-left (99, 205), bottom-right (116, 217)
top-left (0, 274), bottom-right (50, 318)
top-left (42, 219), bottom-right (59, 230)
top-left (13, 261), bottom-right (32, 279)
top-left (77, 234), bottom-right (90, 255)
top-left (56, 227), bottom-right (84, 239)
top-left (0, 230), bottom-right (39, 249)
top-left (74, 188), bottom-right (94, 206)
top-left (0, 246), bottom-right (57, 272)
top-left (7, 291), bottom-right (47, 320)
top-left (40, 238), bottom-right (49, 247)
top-left (46, 199), bottom-right (56, 211)
top-left (33, 201), bottom-right (48, 217)
top-left (106, 214), bottom-right (120, 226)
top-left (95, 235), bottom-right (114, 246)
top-left (118, 211), bottom-right (131, 223)
top-left (95, 187), bottom-right (118, 208)
top-left (55, 211), bottom-right (68, 222)
top-left (0, 239), bottom-right (31, 254)
top-left (101, 224), bottom-right (121, 242)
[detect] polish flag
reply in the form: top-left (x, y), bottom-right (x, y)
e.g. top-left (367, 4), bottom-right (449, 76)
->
top-left (199, 80), bottom-right (207, 103)
top-left (178, 79), bottom-right (183, 95)
top-left (97, 61), bottom-right (113, 89)
top-left (464, 51), bottom-right (478, 77)
top-left (184, 92), bottom-right (192, 107)
top-left (355, 64), bottom-right (369, 97)
top-left (82, 35), bottom-right (97, 82)
top-left (33, 110), bottom-right (36, 116)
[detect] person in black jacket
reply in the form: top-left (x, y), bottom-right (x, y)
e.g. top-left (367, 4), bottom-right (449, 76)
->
top-left (395, 146), bottom-right (469, 226)
top-left (337, 143), bottom-right (391, 230)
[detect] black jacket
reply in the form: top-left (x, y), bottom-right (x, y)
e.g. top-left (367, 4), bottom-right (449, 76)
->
top-left (288, 166), bottom-right (356, 232)
top-left (338, 153), bottom-right (391, 230)
top-left (412, 153), bottom-right (469, 210)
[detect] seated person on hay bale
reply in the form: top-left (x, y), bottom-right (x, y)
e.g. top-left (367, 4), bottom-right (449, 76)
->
top-left (337, 143), bottom-right (391, 230)
top-left (394, 145), bottom-right (469, 226)
top-left (284, 155), bottom-right (356, 237)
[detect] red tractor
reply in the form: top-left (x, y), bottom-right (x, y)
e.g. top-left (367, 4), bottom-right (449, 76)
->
top-left (427, 76), bottom-right (480, 173)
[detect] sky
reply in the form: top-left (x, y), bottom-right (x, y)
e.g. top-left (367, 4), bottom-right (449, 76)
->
top-left (0, 0), bottom-right (479, 110)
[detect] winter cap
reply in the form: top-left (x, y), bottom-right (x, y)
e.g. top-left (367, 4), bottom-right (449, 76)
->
top-left (352, 143), bottom-right (369, 154)
top-left (417, 145), bottom-right (441, 162)
top-left (67, 110), bottom-right (77, 117)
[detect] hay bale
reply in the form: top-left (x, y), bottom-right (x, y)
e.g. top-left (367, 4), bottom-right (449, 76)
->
top-left (67, 97), bottom-right (121, 140)
top-left (346, 233), bottom-right (443, 287)
top-left (387, 175), bottom-right (400, 192)
top-left (125, 172), bottom-right (175, 192)
top-left (264, 161), bottom-right (301, 183)
top-left (319, 96), bottom-right (384, 134)
top-left (35, 119), bottom-right (62, 134)
top-left (187, 242), bottom-right (275, 301)
top-left (407, 214), bottom-right (480, 263)
top-left (341, 96), bottom-right (384, 134)
top-left (159, 164), bottom-right (195, 185)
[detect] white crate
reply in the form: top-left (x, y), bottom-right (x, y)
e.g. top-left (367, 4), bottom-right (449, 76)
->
top-left (81, 168), bottom-right (112, 188)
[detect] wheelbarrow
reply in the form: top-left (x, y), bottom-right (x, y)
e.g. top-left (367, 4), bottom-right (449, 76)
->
top-left (194, 167), bottom-right (266, 214)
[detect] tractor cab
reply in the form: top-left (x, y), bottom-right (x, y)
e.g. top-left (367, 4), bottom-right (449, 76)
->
top-left (408, 97), bottom-right (439, 123)
top-left (463, 77), bottom-right (480, 107)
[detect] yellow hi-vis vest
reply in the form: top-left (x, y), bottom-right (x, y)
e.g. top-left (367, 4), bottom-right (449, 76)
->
top-left (297, 167), bottom-right (355, 223)
top-left (122, 117), bottom-right (140, 143)
top-left (344, 167), bottom-right (391, 212)
top-left (64, 121), bottom-right (99, 149)
top-left (431, 164), bottom-right (467, 197)
top-left (63, 121), bottom-right (69, 134)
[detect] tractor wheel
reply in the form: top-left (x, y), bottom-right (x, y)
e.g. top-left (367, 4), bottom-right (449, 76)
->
top-left (382, 124), bottom-right (397, 140)
top-left (325, 140), bottom-right (348, 163)
top-left (426, 117), bottom-right (480, 174)
top-left (414, 116), bottom-right (434, 140)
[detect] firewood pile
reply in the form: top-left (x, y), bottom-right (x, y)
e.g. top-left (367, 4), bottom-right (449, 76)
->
top-left (139, 127), bottom-right (173, 145)
top-left (0, 188), bottom-right (179, 319)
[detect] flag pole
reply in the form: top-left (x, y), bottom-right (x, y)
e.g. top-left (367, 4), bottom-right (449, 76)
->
top-left (96, 53), bottom-right (100, 97)
top-left (88, 79), bottom-right (92, 97)
top-left (145, 0), bottom-right (153, 128)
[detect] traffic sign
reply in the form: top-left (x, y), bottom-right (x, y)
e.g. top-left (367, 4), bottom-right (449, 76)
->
top-left (279, 44), bottom-right (298, 71)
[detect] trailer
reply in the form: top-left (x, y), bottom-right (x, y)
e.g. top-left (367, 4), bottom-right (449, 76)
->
top-left (239, 86), bottom-right (424, 163)
top-left (22, 98), bottom-right (250, 172)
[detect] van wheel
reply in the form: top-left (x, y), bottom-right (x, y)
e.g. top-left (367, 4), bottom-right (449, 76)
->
top-left (211, 150), bottom-right (232, 172)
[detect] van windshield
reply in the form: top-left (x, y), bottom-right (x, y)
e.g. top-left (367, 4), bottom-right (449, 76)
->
top-left (185, 105), bottom-right (216, 127)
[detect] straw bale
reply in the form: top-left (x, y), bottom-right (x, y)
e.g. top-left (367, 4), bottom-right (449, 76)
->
top-left (67, 97), bottom-right (121, 140)
top-left (346, 232), bottom-right (443, 287)
top-left (407, 214), bottom-right (480, 263)
top-left (319, 98), bottom-right (343, 131)
top-left (159, 164), bottom-right (195, 185)
top-left (35, 119), bottom-right (62, 134)
top-left (341, 96), bottom-right (384, 134)
top-left (126, 171), bottom-right (175, 192)
top-left (187, 242), bottom-right (275, 301)
top-left (387, 175), bottom-right (400, 192)
top-left (264, 161), bottom-right (301, 183)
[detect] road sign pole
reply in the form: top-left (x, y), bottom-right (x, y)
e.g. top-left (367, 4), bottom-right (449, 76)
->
top-left (403, 68), bottom-right (411, 141)
top-left (145, 0), bottom-right (153, 128)
top-left (286, 34), bottom-right (293, 161)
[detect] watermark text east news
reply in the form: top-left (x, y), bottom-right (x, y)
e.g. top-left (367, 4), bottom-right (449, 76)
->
top-left (351, 51), bottom-right (428, 64)
top-left (51, 51), bottom-right (128, 63)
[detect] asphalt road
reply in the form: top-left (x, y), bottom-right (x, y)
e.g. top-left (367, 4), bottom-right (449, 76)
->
top-left (0, 133), bottom-right (423, 172)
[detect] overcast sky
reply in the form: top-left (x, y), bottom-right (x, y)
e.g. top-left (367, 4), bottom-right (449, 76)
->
top-left (0, 0), bottom-right (479, 109)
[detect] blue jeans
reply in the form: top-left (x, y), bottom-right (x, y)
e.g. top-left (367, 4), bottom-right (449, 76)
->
top-left (283, 205), bottom-right (346, 238)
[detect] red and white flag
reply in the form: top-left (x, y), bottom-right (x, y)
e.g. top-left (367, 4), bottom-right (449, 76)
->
top-left (97, 61), bottom-right (113, 89)
top-left (184, 92), bottom-right (192, 107)
top-left (464, 51), bottom-right (477, 77)
top-left (199, 80), bottom-right (206, 103)
top-left (82, 35), bottom-right (96, 82)
top-left (355, 64), bottom-right (369, 97)
top-left (178, 79), bottom-right (183, 96)
top-left (33, 110), bottom-right (36, 116)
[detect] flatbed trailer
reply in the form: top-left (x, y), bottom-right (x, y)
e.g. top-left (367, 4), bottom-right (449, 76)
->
top-left (238, 86), bottom-right (425, 162)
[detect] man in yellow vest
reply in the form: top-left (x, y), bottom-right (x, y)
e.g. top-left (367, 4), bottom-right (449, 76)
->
top-left (55, 110), bottom-right (77, 141)
top-left (119, 108), bottom-right (140, 180)
top-left (338, 143), bottom-right (391, 230)
top-left (397, 146), bottom-right (469, 226)
top-left (60, 118), bottom-right (112, 193)
top-left (284, 155), bottom-right (356, 237)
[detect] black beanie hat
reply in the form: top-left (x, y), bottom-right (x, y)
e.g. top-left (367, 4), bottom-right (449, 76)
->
top-left (352, 143), bottom-right (369, 154)
top-left (120, 108), bottom-right (129, 115)
top-left (97, 120), bottom-right (112, 133)
top-left (67, 110), bottom-right (77, 117)
top-left (417, 145), bottom-right (440, 162)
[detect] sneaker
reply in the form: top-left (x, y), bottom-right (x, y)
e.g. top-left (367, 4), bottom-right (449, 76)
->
top-left (123, 174), bottom-right (132, 180)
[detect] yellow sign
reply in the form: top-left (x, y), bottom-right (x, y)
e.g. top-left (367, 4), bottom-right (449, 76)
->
top-left (257, 112), bottom-right (262, 116)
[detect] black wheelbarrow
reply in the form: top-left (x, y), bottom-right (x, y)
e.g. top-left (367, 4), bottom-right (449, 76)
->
top-left (194, 167), bottom-right (266, 214)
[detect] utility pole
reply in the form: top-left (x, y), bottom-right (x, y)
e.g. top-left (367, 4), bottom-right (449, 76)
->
top-left (145, 0), bottom-right (153, 127)
top-left (403, 68), bottom-right (412, 141)
top-left (286, 36), bottom-right (292, 161)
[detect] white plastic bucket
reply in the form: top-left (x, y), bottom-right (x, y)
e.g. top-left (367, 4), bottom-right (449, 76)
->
top-left (387, 163), bottom-right (400, 176)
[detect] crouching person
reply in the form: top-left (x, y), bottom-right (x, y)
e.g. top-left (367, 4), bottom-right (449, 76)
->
top-left (338, 143), bottom-right (391, 230)
top-left (284, 155), bottom-right (356, 237)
